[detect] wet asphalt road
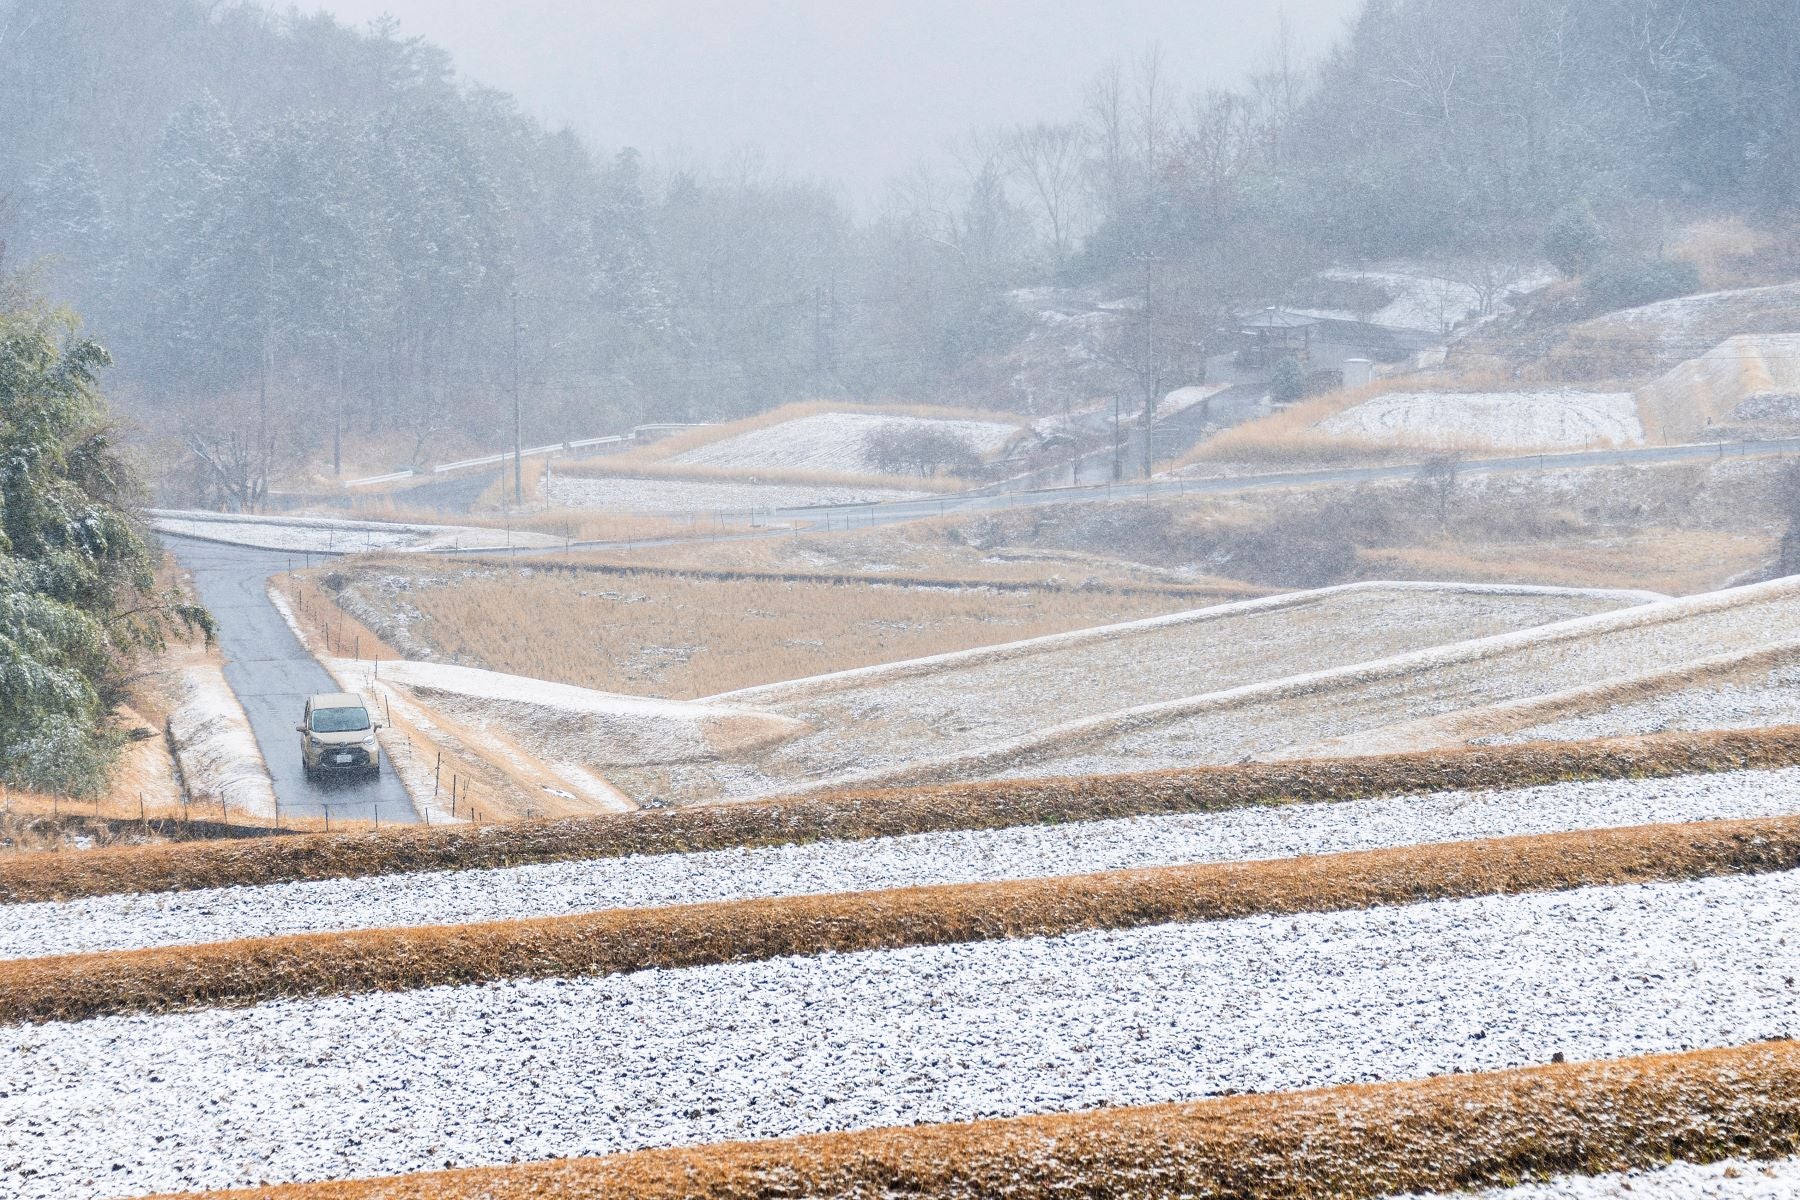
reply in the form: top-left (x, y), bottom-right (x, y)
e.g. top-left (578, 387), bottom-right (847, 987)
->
top-left (164, 536), bottom-right (417, 824)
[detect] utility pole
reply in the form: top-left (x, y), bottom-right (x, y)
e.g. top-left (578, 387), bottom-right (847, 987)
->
top-left (1137, 253), bottom-right (1162, 480)
top-left (510, 287), bottom-right (523, 506)
top-left (1112, 392), bottom-right (1123, 481)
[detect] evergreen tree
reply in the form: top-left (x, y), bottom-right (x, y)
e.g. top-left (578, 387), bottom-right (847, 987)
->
top-left (0, 308), bottom-right (211, 795)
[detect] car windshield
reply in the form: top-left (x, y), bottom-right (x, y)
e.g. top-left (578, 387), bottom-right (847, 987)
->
top-left (311, 706), bottom-right (370, 733)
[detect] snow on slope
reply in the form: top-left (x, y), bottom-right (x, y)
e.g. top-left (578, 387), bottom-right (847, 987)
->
top-left (7, 870), bottom-right (1799, 1199)
top-left (8, 765), bottom-right (1800, 961)
top-left (667, 411), bottom-right (1020, 473)
top-left (1565, 282), bottom-right (1800, 373)
top-left (980, 575), bottom-right (1800, 785)
top-left (1316, 390), bottom-right (1643, 450)
top-left (634, 582), bottom-right (1652, 803)
top-left (376, 658), bottom-right (807, 771)
top-left (164, 659), bottom-right (276, 819)
top-left (1423, 1157), bottom-right (1800, 1199)
top-left (1635, 334), bottom-right (1800, 442)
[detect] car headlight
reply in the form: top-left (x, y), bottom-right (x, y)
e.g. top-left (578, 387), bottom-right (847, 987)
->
top-left (309, 735), bottom-right (324, 747)
top-left (361, 735), bottom-right (376, 747)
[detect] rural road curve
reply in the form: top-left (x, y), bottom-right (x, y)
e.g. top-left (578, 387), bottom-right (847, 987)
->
top-left (499, 435), bottom-right (1799, 553)
top-left (164, 536), bottom-right (418, 824)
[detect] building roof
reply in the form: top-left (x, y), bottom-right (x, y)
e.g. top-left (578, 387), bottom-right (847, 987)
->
top-left (1239, 307), bottom-right (1321, 331)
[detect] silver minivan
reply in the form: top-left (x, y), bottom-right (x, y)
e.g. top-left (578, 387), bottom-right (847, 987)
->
top-left (297, 691), bottom-right (382, 780)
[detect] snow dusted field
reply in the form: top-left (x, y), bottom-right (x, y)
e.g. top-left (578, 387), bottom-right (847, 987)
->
top-left (545, 471), bottom-right (927, 513)
top-left (7, 870), bottom-right (1799, 1199)
top-left (1316, 390), bottom-right (1643, 450)
top-left (1428, 1157), bottom-right (1800, 1198)
top-left (10, 765), bottom-right (1798, 961)
top-left (641, 582), bottom-right (1645, 802)
top-left (1481, 664), bottom-right (1800, 746)
top-left (1007, 577), bottom-right (1800, 783)
top-left (666, 410), bottom-right (1019, 473)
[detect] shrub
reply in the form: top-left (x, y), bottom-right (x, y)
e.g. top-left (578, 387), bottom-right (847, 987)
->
top-left (1583, 256), bottom-right (1701, 313)
top-left (1268, 356), bottom-right (1307, 404)
top-left (861, 422), bottom-right (982, 477)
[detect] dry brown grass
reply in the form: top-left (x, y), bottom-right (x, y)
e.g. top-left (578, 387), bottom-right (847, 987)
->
top-left (6, 725), bottom-right (1799, 904)
top-left (1357, 529), bottom-right (1773, 595)
top-left (350, 560), bottom-right (1212, 698)
top-left (153, 1041), bottom-right (1800, 1199)
top-left (13, 812), bottom-right (1800, 1024)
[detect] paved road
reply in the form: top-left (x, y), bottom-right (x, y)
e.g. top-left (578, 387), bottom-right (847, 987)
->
top-left (165, 536), bottom-right (417, 824)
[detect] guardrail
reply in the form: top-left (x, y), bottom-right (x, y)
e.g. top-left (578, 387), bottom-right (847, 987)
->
top-left (342, 469), bottom-right (418, 488)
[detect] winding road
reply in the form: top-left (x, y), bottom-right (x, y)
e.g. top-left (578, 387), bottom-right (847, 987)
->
top-left (165, 536), bottom-right (418, 824)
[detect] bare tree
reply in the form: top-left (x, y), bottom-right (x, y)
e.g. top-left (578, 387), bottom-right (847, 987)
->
top-left (1004, 122), bottom-right (1087, 267)
top-left (1083, 62), bottom-right (1131, 222)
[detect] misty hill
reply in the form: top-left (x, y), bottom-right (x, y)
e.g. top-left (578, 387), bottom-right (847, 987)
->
top-left (2, 0), bottom-right (1796, 499)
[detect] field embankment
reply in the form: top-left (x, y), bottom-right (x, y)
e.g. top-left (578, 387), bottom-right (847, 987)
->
top-left (151, 1042), bottom-right (1800, 1200)
top-left (9, 725), bottom-right (1798, 904)
top-left (8, 812), bottom-right (1800, 1023)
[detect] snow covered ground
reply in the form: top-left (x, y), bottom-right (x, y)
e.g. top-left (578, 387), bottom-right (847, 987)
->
top-left (1312, 266), bottom-right (1557, 333)
top-left (1316, 391), bottom-right (1643, 450)
top-left (7, 870), bottom-right (1798, 1199)
top-left (164, 659), bottom-right (276, 819)
top-left (624, 582), bottom-right (1650, 802)
top-left (1423, 1157), bottom-right (1800, 1198)
top-left (7, 765), bottom-right (1799, 961)
top-left (666, 411), bottom-right (1020, 473)
top-left (545, 472), bottom-right (927, 513)
top-left (1479, 663), bottom-right (1800, 746)
top-left (151, 510), bottom-right (561, 554)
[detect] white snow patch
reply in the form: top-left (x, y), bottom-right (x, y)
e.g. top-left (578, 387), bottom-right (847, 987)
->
top-left (5, 870), bottom-right (1799, 1198)
top-left (1317, 391), bottom-right (1643, 450)
top-left (1416, 1156), bottom-right (1800, 1198)
top-left (668, 411), bottom-right (1020, 473)
top-left (377, 658), bottom-right (806, 770)
top-left (165, 660), bottom-right (276, 819)
top-left (8, 765), bottom-right (1800, 961)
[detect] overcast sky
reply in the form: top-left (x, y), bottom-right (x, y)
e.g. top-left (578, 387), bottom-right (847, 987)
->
top-left (309, 0), bottom-right (1363, 202)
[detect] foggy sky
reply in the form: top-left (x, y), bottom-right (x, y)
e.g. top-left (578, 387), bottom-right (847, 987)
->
top-left (309, 0), bottom-right (1363, 201)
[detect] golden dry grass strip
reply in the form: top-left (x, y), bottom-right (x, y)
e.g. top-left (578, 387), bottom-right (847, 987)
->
top-left (8, 726), bottom-right (1800, 904)
top-left (153, 1040), bottom-right (1800, 1199)
top-left (11, 813), bottom-right (1800, 1024)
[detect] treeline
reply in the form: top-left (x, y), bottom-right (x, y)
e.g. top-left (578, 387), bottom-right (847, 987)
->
top-left (2, 0), bottom-right (1794, 497)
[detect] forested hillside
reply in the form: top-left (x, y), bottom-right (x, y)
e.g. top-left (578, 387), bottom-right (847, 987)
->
top-left (2, 0), bottom-right (1794, 497)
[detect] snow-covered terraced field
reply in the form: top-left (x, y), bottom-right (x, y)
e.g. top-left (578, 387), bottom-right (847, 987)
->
top-left (9, 766), bottom-right (1800, 961)
top-left (1316, 390), bottom-right (1643, 450)
top-left (666, 410), bottom-right (1019, 473)
top-left (545, 471), bottom-right (928, 513)
top-left (1006, 577), bottom-right (1800, 782)
top-left (1430, 1157), bottom-right (1800, 1198)
top-left (8, 870), bottom-right (1799, 1199)
top-left (629, 582), bottom-right (1647, 802)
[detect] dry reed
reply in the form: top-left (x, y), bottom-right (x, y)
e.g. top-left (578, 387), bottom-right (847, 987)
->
top-left (6, 725), bottom-right (1799, 904)
top-left (11, 812), bottom-right (1800, 1024)
top-left (149, 1041), bottom-right (1800, 1199)
top-left (369, 562), bottom-right (1203, 698)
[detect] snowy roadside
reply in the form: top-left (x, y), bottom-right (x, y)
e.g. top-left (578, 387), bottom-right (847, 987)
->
top-left (5, 870), bottom-right (1798, 1199)
top-left (163, 658), bottom-right (276, 820)
top-left (1407, 1156), bottom-right (1800, 1199)
top-left (150, 510), bottom-right (563, 554)
top-left (7, 764), bottom-right (1799, 960)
